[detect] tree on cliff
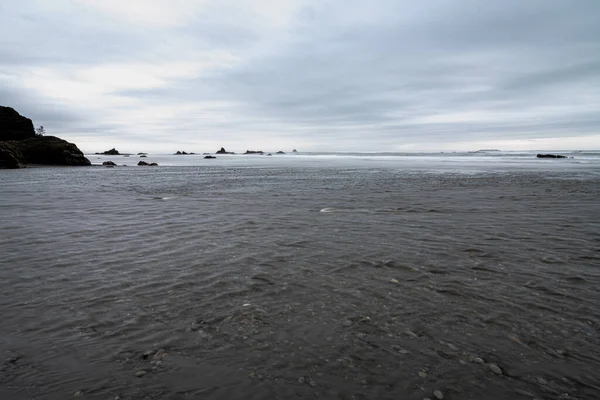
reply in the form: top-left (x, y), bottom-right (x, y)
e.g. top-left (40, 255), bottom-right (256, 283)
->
top-left (35, 125), bottom-right (45, 136)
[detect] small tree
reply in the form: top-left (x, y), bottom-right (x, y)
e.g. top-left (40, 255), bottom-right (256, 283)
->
top-left (36, 125), bottom-right (46, 136)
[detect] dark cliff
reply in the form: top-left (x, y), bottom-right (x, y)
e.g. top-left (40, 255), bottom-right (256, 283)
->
top-left (0, 106), bottom-right (90, 168)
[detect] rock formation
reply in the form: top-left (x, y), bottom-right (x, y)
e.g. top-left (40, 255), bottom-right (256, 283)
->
top-left (216, 147), bottom-right (233, 154)
top-left (14, 136), bottom-right (92, 166)
top-left (204, 155), bottom-right (216, 159)
top-left (0, 142), bottom-right (26, 169)
top-left (96, 148), bottom-right (120, 155)
top-left (0, 106), bottom-right (90, 168)
top-left (537, 154), bottom-right (567, 159)
top-left (0, 106), bottom-right (36, 141)
top-left (244, 150), bottom-right (264, 154)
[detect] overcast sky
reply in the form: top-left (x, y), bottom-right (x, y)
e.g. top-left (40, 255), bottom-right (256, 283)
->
top-left (1, 0), bottom-right (599, 153)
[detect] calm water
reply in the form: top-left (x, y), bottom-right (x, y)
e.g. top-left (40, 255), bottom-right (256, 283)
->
top-left (1, 153), bottom-right (599, 400)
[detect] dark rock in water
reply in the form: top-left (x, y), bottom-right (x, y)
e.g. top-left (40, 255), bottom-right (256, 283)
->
top-left (149, 162), bottom-right (158, 166)
top-left (204, 155), bottom-right (216, 159)
top-left (276, 151), bottom-right (285, 154)
top-left (267, 153), bottom-right (272, 156)
top-left (137, 152), bottom-right (147, 155)
top-left (138, 161), bottom-right (148, 166)
top-left (537, 154), bottom-right (567, 159)
top-left (216, 147), bottom-right (233, 154)
top-left (0, 141), bottom-right (26, 169)
top-left (140, 154), bottom-right (147, 158)
top-left (137, 161), bottom-right (158, 166)
top-left (95, 148), bottom-right (120, 155)
top-left (102, 161), bottom-right (117, 166)
top-left (292, 149), bottom-right (298, 153)
top-left (244, 150), bottom-right (264, 154)
top-left (175, 151), bottom-right (194, 155)
top-left (0, 106), bottom-right (36, 141)
top-left (12, 136), bottom-right (91, 166)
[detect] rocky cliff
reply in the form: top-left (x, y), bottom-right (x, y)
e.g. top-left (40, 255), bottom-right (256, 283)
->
top-left (0, 106), bottom-right (36, 141)
top-left (0, 106), bottom-right (90, 168)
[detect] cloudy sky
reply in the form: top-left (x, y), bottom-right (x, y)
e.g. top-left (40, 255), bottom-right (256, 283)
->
top-left (1, 0), bottom-right (599, 153)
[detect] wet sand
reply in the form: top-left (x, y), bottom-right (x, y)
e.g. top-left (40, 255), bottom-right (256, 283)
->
top-left (1, 166), bottom-right (599, 399)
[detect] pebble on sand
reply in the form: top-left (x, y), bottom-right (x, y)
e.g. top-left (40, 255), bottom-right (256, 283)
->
top-left (298, 376), bottom-right (305, 384)
top-left (342, 320), bottom-right (353, 327)
top-left (418, 371), bottom-right (428, 378)
top-left (389, 278), bottom-right (399, 284)
top-left (472, 357), bottom-right (484, 364)
top-left (489, 364), bottom-right (503, 375)
top-left (135, 370), bottom-right (148, 377)
top-left (73, 391), bottom-right (83, 397)
top-left (433, 390), bottom-right (444, 399)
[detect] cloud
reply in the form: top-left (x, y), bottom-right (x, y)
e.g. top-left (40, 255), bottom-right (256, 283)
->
top-left (0, 0), bottom-right (599, 152)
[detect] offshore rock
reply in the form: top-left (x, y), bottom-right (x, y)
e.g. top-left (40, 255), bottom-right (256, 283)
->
top-left (0, 141), bottom-right (26, 169)
top-left (216, 147), bottom-right (233, 154)
top-left (537, 154), bottom-right (567, 159)
top-left (96, 148), bottom-right (120, 155)
top-left (0, 106), bottom-right (35, 141)
top-left (138, 161), bottom-right (158, 166)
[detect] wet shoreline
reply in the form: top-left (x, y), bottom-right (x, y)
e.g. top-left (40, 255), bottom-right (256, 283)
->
top-left (1, 166), bottom-right (599, 399)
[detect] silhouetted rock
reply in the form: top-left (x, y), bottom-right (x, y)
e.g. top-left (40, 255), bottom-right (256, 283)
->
top-left (204, 155), bottom-right (216, 159)
top-left (1, 107), bottom-right (90, 167)
top-left (216, 147), bottom-right (233, 154)
top-left (276, 151), bottom-right (285, 154)
top-left (292, 149), bottom-right (298, 153)
top-left (0, 106), bottom-right (35, 141)
top-left (0, 142), bottom-right (26, 169)
top-left (96, 148), bottom-right (120, 155)
top-left (12, 136), bottom-right (91, 166)
top-left (137, 161), bottom-right (158, 166)
top-left (244, 150), bottom-right (264, 154)
top-left (102, 161), bottom-right (117, 166)
top-left (140, 154), bottom-right (147, 158)
top-left (537, 154), bottom-right (567, 159)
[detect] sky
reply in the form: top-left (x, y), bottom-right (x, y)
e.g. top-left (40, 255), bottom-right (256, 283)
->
top-left (1, 0), bottom-right (599, 153)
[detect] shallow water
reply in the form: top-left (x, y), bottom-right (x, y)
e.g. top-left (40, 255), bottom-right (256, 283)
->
top-left (1, 159), bottom-right (599, 400)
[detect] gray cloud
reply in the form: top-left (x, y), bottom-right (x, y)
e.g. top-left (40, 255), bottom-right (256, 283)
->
top-left (1, 0), bottom-right (599, 152)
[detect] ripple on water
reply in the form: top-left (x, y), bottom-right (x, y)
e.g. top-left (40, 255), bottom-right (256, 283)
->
top-left (0, 167), bottom-right (599, 399)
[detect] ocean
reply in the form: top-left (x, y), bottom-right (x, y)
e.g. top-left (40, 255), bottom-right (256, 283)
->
top-left (1, 151), bottom-right (599, 400)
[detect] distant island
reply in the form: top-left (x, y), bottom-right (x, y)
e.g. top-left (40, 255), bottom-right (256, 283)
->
top-left (0, 106), bottom-right (90, 169)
